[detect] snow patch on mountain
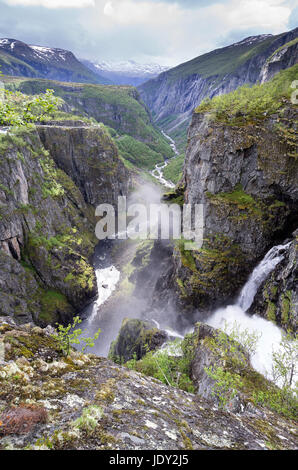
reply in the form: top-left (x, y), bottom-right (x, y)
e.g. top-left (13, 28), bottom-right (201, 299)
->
top-left (94, 60), bottom-right (169, 77)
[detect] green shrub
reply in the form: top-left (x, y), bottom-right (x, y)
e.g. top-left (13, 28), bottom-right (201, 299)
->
top-left (0, 89), bottom-right (61, 127)
top-left (196, 65), bottom-right (298, 124)
top-left (126, 339), bottom-right (195, 393)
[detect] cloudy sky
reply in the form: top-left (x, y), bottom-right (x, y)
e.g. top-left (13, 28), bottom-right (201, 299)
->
top-left (0, 0), bottom-right (297, 66)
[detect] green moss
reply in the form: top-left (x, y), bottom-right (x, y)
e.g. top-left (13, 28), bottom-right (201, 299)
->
top-left (4, 332), bottom-right (60, 362)
top-left (196, 64), bottom-right (298, 125)
top-left (39, 289), bottom-right (73, 325)
top-left (207, 184), bottom-right (263, 217)
top-left (72, 405), bottom-right (103, 434)
top-left (266, 301), bottom-right (277, 323)
top-left (281, 291), bottom-right (292, 326)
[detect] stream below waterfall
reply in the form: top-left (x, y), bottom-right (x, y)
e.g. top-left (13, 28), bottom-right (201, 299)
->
top-left (150, 130), bottom-right (179, 189)
top-left (78, 132), bottom-right (294, 388)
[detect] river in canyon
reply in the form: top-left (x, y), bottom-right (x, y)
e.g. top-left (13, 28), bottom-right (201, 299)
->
top-left (78, 134), bottom-right (293, 388)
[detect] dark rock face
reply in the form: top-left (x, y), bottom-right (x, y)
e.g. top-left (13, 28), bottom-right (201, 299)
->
top-left (173, 105), bottom-right (298, 312)
top-left (260, 40), bottom-right (298, 83)
top-left (37, 124), bottom-right (129, 207)
top-left (251, 232), bottom-right (298, 333)
top-left (0, 123), bottom-right (128, 326)
top-left (108, 318), bottom-right (168, 363)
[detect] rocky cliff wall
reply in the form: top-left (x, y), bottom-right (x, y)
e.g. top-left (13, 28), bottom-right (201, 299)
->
top-left (0, 123), bottom-right (129, 326)
top-left (172, 105), bottom-right (298, 316)
top-left (139, 28), bottom-right (298, 142)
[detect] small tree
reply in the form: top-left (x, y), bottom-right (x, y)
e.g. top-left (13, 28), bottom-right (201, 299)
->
top-left (272, 334), bottom-right (298, 389)
top-left (54, 316), bottom-right (101, 356)
top-left (223, 320), bottom-right (261, 359)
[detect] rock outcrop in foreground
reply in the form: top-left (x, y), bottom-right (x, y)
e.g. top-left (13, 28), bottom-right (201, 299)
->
top-left (0, 320), bottom-right (296, 450)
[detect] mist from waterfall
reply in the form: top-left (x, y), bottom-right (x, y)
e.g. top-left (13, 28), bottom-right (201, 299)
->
top-left (79, 182), bottom-right (181, 357)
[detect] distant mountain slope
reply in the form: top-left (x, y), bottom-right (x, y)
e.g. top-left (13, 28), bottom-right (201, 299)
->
top-left (139, 27), bottom-right (298, 151)
top-left (82, 59), bottom-right (169, 86)
top-left (1, 75), bottom-right (174, 171)
top-left (0, 38), bottom-right (110, 85)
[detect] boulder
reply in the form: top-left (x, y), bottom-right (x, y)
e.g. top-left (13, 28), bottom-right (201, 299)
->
top-left (108, 318), bottom-right (168, 363)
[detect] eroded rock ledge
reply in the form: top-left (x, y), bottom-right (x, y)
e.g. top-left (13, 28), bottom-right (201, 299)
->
top-left (0, 321), bottom-right (296, 450)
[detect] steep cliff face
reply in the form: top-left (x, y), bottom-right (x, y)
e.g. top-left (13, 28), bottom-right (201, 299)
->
top-left (260, 38), bottom-right (298, 83)
top-left (0, 123), bottom-right (129, 326)
top-left (173, 104), bottom-right (298, 313)
top-left (37, 122), bottom-right (128, 207)
top-left (139, 28), bottom-right (298, 149)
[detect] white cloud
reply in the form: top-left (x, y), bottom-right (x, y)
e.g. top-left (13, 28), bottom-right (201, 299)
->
top-left (225, 0), bottom-right (291, 32)
top-left (3, 0), bottom-right (95, 8)
top-left (103, 0), bottom-right (179, 25)
top-left (0, 0), bottom-right (296, 65)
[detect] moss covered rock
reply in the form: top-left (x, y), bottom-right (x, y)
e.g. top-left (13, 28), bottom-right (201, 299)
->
top-left (108, 318), bottom-right (168, 364)
top-left (174, 101), bottom-right (298, 312)
top-left (0, 320), bottom-right (297, 451)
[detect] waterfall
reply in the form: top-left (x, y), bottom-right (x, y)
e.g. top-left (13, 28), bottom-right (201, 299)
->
top-left (88, 264), bottom-right (120, 324)
top-left (237, 242), bottom-right (292, 312)
top-left (80, 242), bottom-right (120, 326)
top-left (207, 241), bottom-right (293, 383)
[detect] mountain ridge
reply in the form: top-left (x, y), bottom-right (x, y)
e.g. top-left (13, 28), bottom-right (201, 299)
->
top-left (0, 38), bottom-right (110, 85)
top-left (82, 58), bottom-right (169, 86)
top-left (138, 27), bottom-right (298, 151)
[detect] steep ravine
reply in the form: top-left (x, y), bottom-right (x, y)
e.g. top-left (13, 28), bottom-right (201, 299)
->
top-left (0, 107), bottom-right (297, 451)
top-left (0, 122), bottom-right (129, 326)
top-left (139, 27), bottom-right (298, 149)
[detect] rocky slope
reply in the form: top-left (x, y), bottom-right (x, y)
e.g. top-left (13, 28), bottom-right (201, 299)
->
top-left (0, 122), bottom-right (129, 326)
top-left (170, 83), bottom-right (297, 320)
top-left (139, 27), bottom-right (298, 150)
top-left (0, 320), bottom-right (296, 450)
top-left (0, 39), bottom-right (109, 85)
top-left (260, 38), bottom-right (298, 84)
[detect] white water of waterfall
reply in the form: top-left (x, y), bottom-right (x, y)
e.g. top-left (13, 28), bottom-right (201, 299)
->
top-left (237, 243), bottom-right (292, 312)
top-left (150, 131), bottom-right (179, 189)
top-left (207, 242), bottom-right (294, 385)
top-left (82, 243), bottom-right (120, 327)
top-left (88, 264), bottom-right (120, 324)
